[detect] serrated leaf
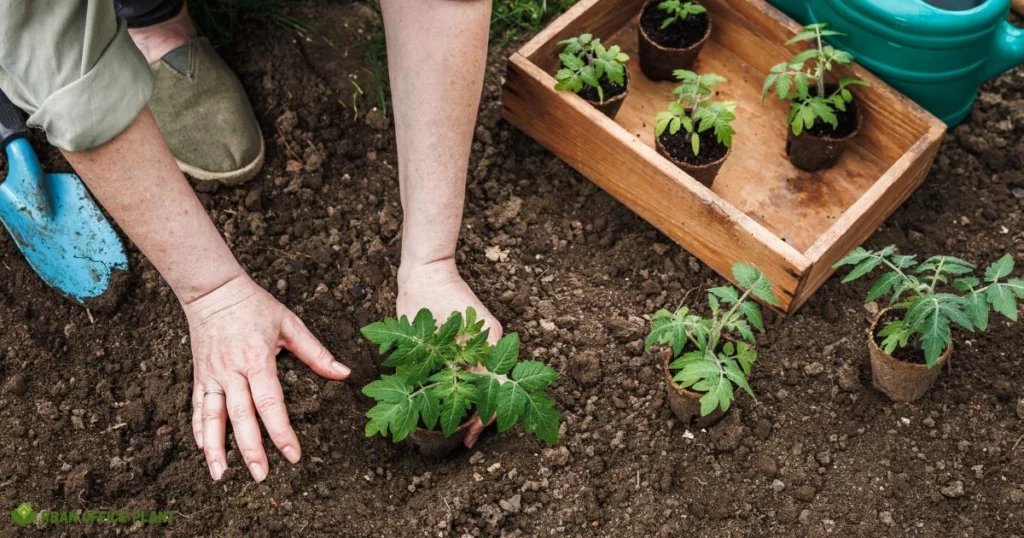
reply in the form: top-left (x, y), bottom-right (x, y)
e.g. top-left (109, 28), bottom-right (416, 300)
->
top-left (496, 382), bottom-right (527, 432)
top-left (985, 254), bottom-right (1015, 282)
top-left (865, 272), bottom-right (900, 302)
top-left (475, 375), bottom-right (503, 423)
top-left (487, 333), bottom-right (520, 374)
top-left (988, 283), bottom-right (1019, 321)
top-left (512, 361), bottom-right (558, 392)
top-left (709, 286), bottom-right (739, 304)
top-left (522, 392), bottom-right (561, 445)
top-left (739, 301), bottom-right (763, 332)
top-left (963, 290), bottom-right (989, 331)
top-left (362, 375), bottom-right (413, 404)
top-left (414, 389), bottom-right (440, 431)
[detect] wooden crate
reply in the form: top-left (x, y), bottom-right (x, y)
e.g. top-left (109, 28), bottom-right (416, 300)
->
top-left (501, 0), bottom-right (946, 315)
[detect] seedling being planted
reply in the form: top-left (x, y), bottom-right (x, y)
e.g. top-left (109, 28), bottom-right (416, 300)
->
top-left (646, 263), bottom-right (777, 428)
top-left (361, 307), bottom-right (561, 457)
top-left (762, 23), bottom-right (869, 171)
top-left (654, 70), bottom-right (736, 187)
top-left (554, 33), bottom-right (631, 118)
top-left (835, 246), bottom-right (1024, 402)
top-left (638, 0), bottom-right (712, 80)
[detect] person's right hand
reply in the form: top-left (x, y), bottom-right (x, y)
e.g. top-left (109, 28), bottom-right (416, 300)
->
top-left (182, 275), bottom-right (350, 482)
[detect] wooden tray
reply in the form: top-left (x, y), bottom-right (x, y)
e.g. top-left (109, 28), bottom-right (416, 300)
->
top-left (501, 0), bottom-right (946, 315)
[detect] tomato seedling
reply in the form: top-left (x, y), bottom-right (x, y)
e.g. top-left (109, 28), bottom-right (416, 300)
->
top-left (835, 247), bottom-right (1024, 366)
top-left (761, 23), bottom-right (869, 136)
top-left (646, 263), bottom-right (777, 416)
top-left (554, 33), bottom-right (630, 103)
top-left (360, 307), bottom-right (561, 445)
top-left (655, 69), bottom-right (736, 156)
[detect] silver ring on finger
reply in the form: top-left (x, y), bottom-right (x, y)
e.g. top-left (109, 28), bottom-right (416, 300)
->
top-left (204, 389), bottom-right (226, 397)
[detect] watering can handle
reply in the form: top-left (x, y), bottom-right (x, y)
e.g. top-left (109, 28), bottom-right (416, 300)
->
top-left (980, 20), bottom-right (1024, 82)
top-left (0, 90), bottom-right (29, 149)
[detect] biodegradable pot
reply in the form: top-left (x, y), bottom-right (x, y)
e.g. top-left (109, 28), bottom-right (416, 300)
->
top-left (582, 71), bottom-right (630, 119)
top-left (785, 90), bottom-right (862, 172)
top-left (868, 309), bottom-right (952, 402)
top-left (405, 414), bottom-right (478, 458)
top-left (638, 6), bottom-right (712, 81)
top-left (656, 346), bottom-right (731, 429)
top-left (656, 135), bottom-right (731, 188)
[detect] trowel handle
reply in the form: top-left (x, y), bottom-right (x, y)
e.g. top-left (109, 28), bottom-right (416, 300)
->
top-left (0, 89), bottom-right (28, 149)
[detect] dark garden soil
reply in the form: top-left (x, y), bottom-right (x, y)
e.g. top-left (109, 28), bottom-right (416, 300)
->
top-left (1, 2), bottom-right (1024, 536)
top-left (640, 2), bottom-right (710, 50)
top-left (659, 129), bottom-right (728, 165)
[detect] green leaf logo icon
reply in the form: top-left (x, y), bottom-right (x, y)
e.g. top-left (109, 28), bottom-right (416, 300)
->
top-left (11, 503), bottom-right (35, 526)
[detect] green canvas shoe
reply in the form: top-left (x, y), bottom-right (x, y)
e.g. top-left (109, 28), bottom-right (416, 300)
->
top-left (148, 37), bottom-right (264, 185)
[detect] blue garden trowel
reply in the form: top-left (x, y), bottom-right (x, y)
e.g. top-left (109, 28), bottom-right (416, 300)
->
top-left (0, 89), bottom-right (128, 305)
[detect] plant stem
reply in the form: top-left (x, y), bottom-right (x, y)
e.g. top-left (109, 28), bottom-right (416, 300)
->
top-left (815, 27), bottom-right (825, 98)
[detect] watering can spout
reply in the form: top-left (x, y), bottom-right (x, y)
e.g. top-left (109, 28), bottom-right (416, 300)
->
top-left (980, 20), bottom-right (1024, 82)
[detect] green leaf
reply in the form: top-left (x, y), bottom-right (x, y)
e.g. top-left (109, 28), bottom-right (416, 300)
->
top-left (739, 301), bottom-right (763, 332)
top-left (512, 360), bottom-right (558, 392)
top-left (440, 383), bottom-right (478, 437)
top-left (475, 375), bottom-right (503, 423)
top-left (865, 272), bottom-right (900, 302)
top-left (988, 283), bottom-right (1020, 322)
top-left (487, 333), bottom-right (520, 374)
top-left (366, 397), bottom-right (417, 443)
top-left (522, 392), bottom-right (560, 445)
top-left (963, 290), bottom-right (989, 331)
top-left (985, 254), bottom-right (1015, 282)
top-left (362, 375), bottom-right (413, 404)
top-left (496, 382), bottom-right (527, 432)
top-left (414, 389), bottom-right (440, 431)
top-left (709, 286), bottom-right (739, 304)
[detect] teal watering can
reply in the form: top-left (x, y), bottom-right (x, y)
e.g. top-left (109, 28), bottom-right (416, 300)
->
top-left (767, 0), bottom-right (1024, 126)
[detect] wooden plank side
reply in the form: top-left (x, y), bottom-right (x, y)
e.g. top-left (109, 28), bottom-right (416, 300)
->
top-left (519, 0), bottom-right (647, 73)
top-left (502, 53), bottom-right (811, 311)
top-left (790, 123), bottom-right (945, 311)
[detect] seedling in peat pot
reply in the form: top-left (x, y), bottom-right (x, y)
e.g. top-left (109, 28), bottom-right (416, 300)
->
top-left (762, 23), bottom-right (869, 171)
top-left (646, 263), bottom-right (777, 426)
top-left (638, 0), bottom-right (711, 80)
top-left (835, 246), bottom-right (1024, 402)
top-left (654, 70), bottom-right (736, 186)
top-left (554, 33), bottom-right (631, 117)
top-left (361, 307), bottom-right (561, 457)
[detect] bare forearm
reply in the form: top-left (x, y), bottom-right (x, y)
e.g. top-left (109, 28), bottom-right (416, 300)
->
top-left (380, 0), bottom-right (491, 268)
top-left (62, 109), bottom-right (243, 304)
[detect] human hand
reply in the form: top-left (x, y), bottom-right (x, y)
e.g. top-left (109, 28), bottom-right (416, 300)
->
top-left (183, 275), bottom-right (350, 482)
top-left (397, 257), bottom-right (501, 447)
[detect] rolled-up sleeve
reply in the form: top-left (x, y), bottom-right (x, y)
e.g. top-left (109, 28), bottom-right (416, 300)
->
top-left (0, 1), bottom-right (153, 151)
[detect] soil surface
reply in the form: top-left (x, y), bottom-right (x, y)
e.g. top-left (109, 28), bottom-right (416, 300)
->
top-left (640, 1), bottom-right (710, 50)
top-left (2, 2), bottom-right (1024, 537)
top-left (659, 128), bottom-right (728, 165)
